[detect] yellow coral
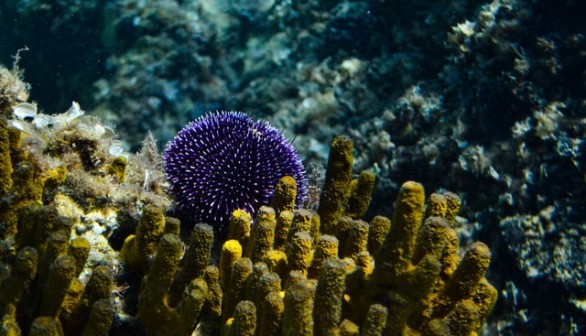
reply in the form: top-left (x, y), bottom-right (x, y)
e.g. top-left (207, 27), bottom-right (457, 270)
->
top-left (120, 205), bottom-right (166, 272)
top-left (269, 176), bottom-right (298, 214)
top-left (318, 135), bottom-right (354, 235)
top-left (138, 234), bottom-right (208, 336)
top-left (220, 239), bottom-right (243, 290)
top-left (345, 170), bottom-right (375, 219)
top-left (228, 209), bottom-right (252, 251)
top-left (0, 122), bottom-right (499, 336)
top-left (0, 116), bottom-right (13, 194)
top-left (247, 206), bottom-right (277, 262)
top-left (313, 258), bottom-right (346, 336)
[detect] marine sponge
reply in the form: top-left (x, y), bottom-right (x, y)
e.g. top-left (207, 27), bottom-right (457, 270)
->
top-left (0, 90), bottom-right (499, 335)
top-left (120, 205), bottom-right (166, 272)
top-left (137, 234), bottom-right (208, 336)
top-left (163, 112), bottom-right (308, 234)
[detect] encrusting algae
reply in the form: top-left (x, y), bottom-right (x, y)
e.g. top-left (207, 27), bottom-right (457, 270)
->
top-left (0, 65), bottom-right (496, 335)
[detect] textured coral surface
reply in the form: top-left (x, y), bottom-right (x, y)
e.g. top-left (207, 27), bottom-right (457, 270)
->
top-left (0, 1), bottom-right (585, 333)
top-left (0, 77), bottom-right (497, 334)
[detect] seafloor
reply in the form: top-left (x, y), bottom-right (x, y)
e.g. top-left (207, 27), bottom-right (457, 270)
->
top-left (0, 0), bottom-right (585, 335)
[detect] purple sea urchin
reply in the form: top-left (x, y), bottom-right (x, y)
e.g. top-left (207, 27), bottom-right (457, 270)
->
top-left (164, 111), bottom-right (308, 231)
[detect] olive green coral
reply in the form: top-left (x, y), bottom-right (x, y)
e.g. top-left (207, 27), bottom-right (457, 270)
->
top-left (345, 170), bottom-right (376, 220)
top-left (0, 162), bottom-right (47, 238)
top-left (61, 265), bottom-right (114, 335)
top-left (0, 116), bottom-right (13, 195)
top-left (188, 136), bottom-right (495, 336)
top-left (228, 209), bottom-right (252, 251)
top-left (274, 210), bottom-right (294, 251)
top-left (247, 206), bottom-right (277, 262)
top-left (226, 300), bottom-right (257, 336)
top-left (0, 83), bottom-right (168, 335)
top-left (367, 215), bottom-right (391, 254)
top-left (223, 257), bottom-right (253, 324)
top-left (308, 234), bottom-right (338, 278)
top-left (0, 247), bottom-right (38, 311)
top-left (80, 299), bottom-right (114, 336)
top-left (120, 205), bottom-right (166, 272)
top-left (282, 280), bottom-right (316, 336)
top-left (258, 292), bottom-right (284, 336)
top-left (0, 199), bottom-right (114, 336)
top-left (220, 239), bottom-right (243, 291)
top-left (361, 304), bottom-right (388, 336)
top-left (137, 234), bottom-right (208, 336)
top-left (313, 258), bottom-right (346, 336)
top-left (169, 223), bottom-right (214, 304)
top-left (318, 135), bottom-right (354, 235)
top-left (0, 105), bottom-right (498, 336)
top-left (270, 176), bottom-right (298, 214)
top-left (116, 134), bottom-right (495, 336)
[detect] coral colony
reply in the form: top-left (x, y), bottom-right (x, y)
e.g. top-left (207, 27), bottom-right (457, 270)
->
top-left (2, 0), bottom-right (585, 332)
top-left (0, 68), bottom-right (496, 335)
top-left (163, 112), bottom-right (308, 233)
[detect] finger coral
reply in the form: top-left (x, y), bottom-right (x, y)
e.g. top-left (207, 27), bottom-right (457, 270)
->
top-left (0, 73), bottom-right (496, 335)
top-left (0, 68), bottom-right (170, 336)
top-left (128, 134), bottom-right (496, 335)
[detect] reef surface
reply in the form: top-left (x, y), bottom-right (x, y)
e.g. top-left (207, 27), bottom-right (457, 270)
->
top-left (0, 0), bottom-right (585, 334)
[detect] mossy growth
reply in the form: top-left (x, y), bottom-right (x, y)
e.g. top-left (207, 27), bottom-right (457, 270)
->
top-left (0, 65), bottom-right (29, 115)
top-left (107, 156), bottom-right (127, 182)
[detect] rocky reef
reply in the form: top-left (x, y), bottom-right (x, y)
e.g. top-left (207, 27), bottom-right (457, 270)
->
top-left (1, 0), bottom-right (585, 334)
top-left (0, 67), bottom-right (496, 335)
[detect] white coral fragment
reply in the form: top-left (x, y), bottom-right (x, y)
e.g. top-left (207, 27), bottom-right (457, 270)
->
top-left (32, 114), bottom-right (51, 129)
top-left (455, 20), bottom-right (476, 37)
top-left (57, 101), bottom-right (85, 125)
top-left (13, 102), bottom-right (37, 120)
top-left (109, 141), bottom-right (126, 158)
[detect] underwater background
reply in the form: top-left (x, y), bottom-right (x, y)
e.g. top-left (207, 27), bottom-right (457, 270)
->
top-left (0, 0), bottom-right (585, 335)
